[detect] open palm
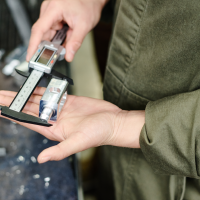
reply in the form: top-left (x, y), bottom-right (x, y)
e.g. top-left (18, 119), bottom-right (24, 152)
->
top-left (0, 87), bottom-right (121, 163)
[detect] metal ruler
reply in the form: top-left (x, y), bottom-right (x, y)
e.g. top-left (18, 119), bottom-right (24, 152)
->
top-left (9, 70), bottom-right (44, 112)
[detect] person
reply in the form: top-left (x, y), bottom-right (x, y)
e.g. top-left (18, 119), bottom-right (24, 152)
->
top-left (1, 0), bottom-right (200, 199)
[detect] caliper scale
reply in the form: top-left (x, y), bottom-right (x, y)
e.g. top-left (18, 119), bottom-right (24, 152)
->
top-left (10, 70), bottom-right (44, 112)
top-left (0, 24), bottom-right (73, 127)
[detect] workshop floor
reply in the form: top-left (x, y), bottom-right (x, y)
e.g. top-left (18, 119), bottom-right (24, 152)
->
top-left (71, 32), bottom-right (103, 200)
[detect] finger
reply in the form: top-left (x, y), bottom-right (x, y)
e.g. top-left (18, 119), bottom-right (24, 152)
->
top-left (27, 4), bottom-right (63, 61)
top-left (65, 24), bottom-right (88, 62)
top-left (38, 131), bottom-right (96, 163)
top-left (42, 29), bottom-right (57, 41)
top-left (0, 94), bottom-right (14, 106)
top-left (33, 87), bottom-right (46, 96)
top-left (0, 91), bottom-right (42, 105)
top-left (0, 87), bottom-right (45, 97)
top-left (51, 22), bottom-right (63, 31)
top-left (0, 94), bottom-right (40, 115)
top-left (22, 101), bottom-right (40, 115)
top-left (27, 95), bottom-right (42, 105)
top-left (39, 1), bottom-right (50, 17)
top-left (0, 90), bottom-right (16, 97)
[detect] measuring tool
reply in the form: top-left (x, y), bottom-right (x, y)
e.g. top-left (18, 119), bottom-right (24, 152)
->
top-left (0, 24), bottom-right (73, 127)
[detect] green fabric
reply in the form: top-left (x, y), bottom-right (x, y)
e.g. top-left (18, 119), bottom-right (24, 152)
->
top-left (140, 90), bottom-right (200, 178)
top-left (101, 0), bottom-right (200, 199)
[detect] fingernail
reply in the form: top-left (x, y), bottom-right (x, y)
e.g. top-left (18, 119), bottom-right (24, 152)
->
top-left (41, 156), bottom-right (51, 163)
top-left (67, 49), bottom-right (75, 62)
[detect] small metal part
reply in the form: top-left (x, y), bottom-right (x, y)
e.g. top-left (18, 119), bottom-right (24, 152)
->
top-left (2, 59), bottom-right (20, 76)
top-left (0, 148), bottom-right (6, 156)
top-left (40, 107), bottom-right (54, 122)
top-left (17, 155), bottom-right (25, 162)
top-left (19, 185), bottom-right (25, 195)
top-left (39, 78), bottom-right (68, 122)
top-left (5, 45), bottom-right (27, 64)
top-left (43, 139), bottom-right (48, 144)
top-left (33, 174), bottom-right (40, 179)
top-left (15, 61), bottom-right (29, 74)
top-left (2, 46), bottom-right (27, 76)
top-left (45, 182), bottom-right (49, 188)
top-left (44, 177), bottom-right (50, 182)
top-left (30, 156), bottom-right (37, 163)
top-left (13, 61), bottom-right (29, 87)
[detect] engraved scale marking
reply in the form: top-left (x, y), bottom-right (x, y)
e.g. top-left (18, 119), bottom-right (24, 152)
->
top-left (9, 70), bottom-right (44, 112)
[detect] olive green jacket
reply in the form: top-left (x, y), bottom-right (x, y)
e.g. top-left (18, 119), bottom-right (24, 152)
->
top-left (101, 0), bottom-right (200, 199)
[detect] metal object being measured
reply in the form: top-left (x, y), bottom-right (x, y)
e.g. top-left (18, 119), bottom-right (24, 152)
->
top-left (39, 78), bottom-right (68, 122)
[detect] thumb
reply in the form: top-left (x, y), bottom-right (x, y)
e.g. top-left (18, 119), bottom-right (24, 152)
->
top-left (65, 25), bottom-right (88, 62)
top-left (37, 131), bottom-right (95, 163)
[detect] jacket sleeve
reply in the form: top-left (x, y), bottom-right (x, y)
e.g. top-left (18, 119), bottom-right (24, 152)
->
top-left (140, 89), bottom-right (200, 178)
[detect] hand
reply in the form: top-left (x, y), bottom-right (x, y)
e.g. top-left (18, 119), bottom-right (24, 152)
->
top-left (0, 88), bottom-right (145, 163)
top-left (26, 0), bottom-right (108, 62)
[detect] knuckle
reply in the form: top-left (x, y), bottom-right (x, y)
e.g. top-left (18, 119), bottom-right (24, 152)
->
top-left (31, 23), bottom-right (38, 33)
top-left (49, 0), bottom-right (59, 9)
top-left (41, 1), bottom-right (47, 10)
top-left (31, 22), bottom-right (45, 35)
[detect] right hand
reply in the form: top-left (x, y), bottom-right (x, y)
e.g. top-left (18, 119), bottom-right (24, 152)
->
top-left (26, 0), bottom-right (108, 62)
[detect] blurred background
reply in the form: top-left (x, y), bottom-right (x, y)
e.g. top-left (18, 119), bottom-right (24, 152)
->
top-left (0, 0), bottom-right (112, 199)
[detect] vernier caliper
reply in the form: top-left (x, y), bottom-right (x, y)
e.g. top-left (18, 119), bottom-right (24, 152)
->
top-left (0, 24), bottom-right (73, 127)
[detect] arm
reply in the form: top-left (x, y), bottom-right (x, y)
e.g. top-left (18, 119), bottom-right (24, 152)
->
top-left (0, 88), bottom-right (144, 163)
top-left (1, 87), bottom-right (200, 178)
top-left (26, 0), bottom-right (109, 62)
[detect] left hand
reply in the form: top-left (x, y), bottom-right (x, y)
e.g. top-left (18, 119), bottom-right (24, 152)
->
top-left (0, 87), bottom-right (145, 163)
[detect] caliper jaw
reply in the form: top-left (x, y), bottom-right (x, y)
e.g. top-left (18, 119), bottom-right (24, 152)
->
top-left (15, 68), bottom-right (74, 85)
top-left (0, 106), bottom-right (52, 127)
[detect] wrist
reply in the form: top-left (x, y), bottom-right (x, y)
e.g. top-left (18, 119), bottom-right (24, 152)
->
top-left (112, 110), bottom-right (145, 148)
top-left (90, 0), bottom-right (110, 13)
top-left (99, 0), bottom-right (110, 8)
